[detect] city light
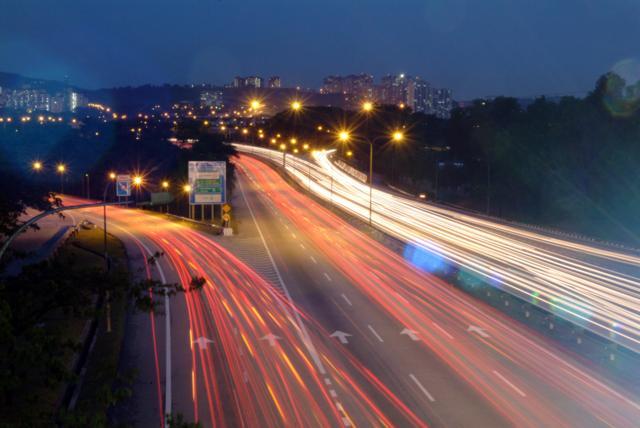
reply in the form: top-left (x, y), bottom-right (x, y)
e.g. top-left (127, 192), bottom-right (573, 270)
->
top-left (392, 131), bottom-right (404, 142)
top-left (162, 180), bottom-right (170, 189)
top-left (290, 138), bottom-right (297, 145)
top-left (242, 128), bottom-right (249, 135)
top-left (291, 100), bottom-right (302, 111)
top-left (338, 130), bottom-right (351, 142)
top-left (279, 143), bottom-right (286, 151)
top-left (56, 163), bottom-right (66, 174)
top-left (183, 184), bottom-right (192, 193)
top-left (32, 161), bottom-right (42, 171)
top-left (362, 101), bottom-right (374, 112)
top-left (109, 171), bottom-right (117, 180)
top-left (303, 143), bottom-right (310, 150)
top-left (133, 175), bottom-right (143, 186)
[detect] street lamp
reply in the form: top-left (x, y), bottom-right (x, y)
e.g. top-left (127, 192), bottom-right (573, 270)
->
top-left (339, 131), bottom-right (404, 226)
top-left (56, 163), bottom-right (66, 194)
top-left (109, 171), bottom-right (116, 180)
top-left (362, 101), bottom-right (374, 113)
top-left (162, 180), bottom-right (169, 190)
top-left (85, 173), bottom-right (91, 199)
top-left (291, 100), bottom-right (302, 111)
top-left (279, 143), bottom-right (287, 167)
top-left (338, 131), bottom-right (350, 142)
top-left (390, 131), bottom-right (405, 182)
top-left (250, 99), bottom-right (261, 111)
top-left (32, 161), bottom-right (43, 171)
top-left (183, 184), bottom-right (192, 218)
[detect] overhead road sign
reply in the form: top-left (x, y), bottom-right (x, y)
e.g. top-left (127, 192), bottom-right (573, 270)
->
top-left (188, 161), bottom-right (227, 204)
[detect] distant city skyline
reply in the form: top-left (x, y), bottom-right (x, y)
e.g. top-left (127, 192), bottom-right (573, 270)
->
top-left (1, 1), bottom-right (640, 99)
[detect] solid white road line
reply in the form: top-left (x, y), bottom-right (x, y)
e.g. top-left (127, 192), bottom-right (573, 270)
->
top-left (409, 373), bottom-right (436, 402)
top-left (368, 325), bottom-right (384, 342)
top-left (341, 293), bottom-right (353, 306)
top-left (433, 322), bottom-right (454, 340)
top-left (493, 370), bottom-right (527, 397)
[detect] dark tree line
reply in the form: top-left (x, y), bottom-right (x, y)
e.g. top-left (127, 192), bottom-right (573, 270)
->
top-left (257, 73), bottom-right (640, 244)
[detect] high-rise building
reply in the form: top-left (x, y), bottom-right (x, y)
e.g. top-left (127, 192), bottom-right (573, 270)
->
top-left (233, 76), bottom-right (263, 88)
top-left (378, 74), bottom-right (407, 105)
top-left (69, 91), bottom-right (88, 111)
top-left (432, 88), bottom-right (453, 119)
top-left (7, 89), bottom-right (50, 111)
top-left (49, 93), bottom-right (66, 113)
top-left (321, 74), bottom-right (373, 107)
top-left (267, 76), bottom-right (281, 88)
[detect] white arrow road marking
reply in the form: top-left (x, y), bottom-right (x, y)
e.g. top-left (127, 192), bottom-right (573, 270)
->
top-left (401, 328), bottom-right (420, 341)
top-left (409, 374), bottom-right (436, 402)
top-left (467, 325), bottom-right (490, 338)
top-left (330, 330), bottom-right (352, 344)
top-left (192, 337), bottom-right (215, 350)
top-left (260, 333), bottom-right (282, 347)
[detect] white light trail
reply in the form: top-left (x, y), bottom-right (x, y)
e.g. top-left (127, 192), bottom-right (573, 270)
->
top-left (234, 144), bottom-right (640, 353)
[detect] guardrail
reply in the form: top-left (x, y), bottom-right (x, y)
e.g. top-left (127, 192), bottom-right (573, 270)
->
top-left (234, 143), bottom-right (640, 354)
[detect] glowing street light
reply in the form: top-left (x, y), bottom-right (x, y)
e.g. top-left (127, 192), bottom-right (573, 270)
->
top-left (392, 131), bottom-right (404, 142)
top-left (362, 101), bottom-right (374, 112)
top-left (290, 138), bottom-right (297, 145)
top-left (162, 180), bottom-right (169, 189)
top-left (109, 171), bottom-right (117, 180)
top-left (183, 184), bottom-right (192, 193)
top-left (303, 143), bottom-right (310, 150)
top-left (291, 100), bottom-right (302, 111)
top-left (32, 161), bottom-right (42, 171)
top-left (338, 130), bottom-right (351, 142)
top-left (133, 176), bottom-right (143, 186)
top-left (250, 99), bottom-right (261, 110)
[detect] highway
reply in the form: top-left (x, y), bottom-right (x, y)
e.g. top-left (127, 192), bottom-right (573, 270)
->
top-left (232, 154), bottom-right (640, 427)
top-left (63, 196), bottom-right (433, 426)
top-left (57, 150), bottom-right (640, 427)
top-left (234, 144), bottom-right (640, 355)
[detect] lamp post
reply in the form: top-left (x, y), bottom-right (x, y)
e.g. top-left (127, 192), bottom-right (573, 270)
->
top-left (338, 129), bottom-right (404, 226)
top-left (282, 144), bottom-right (287, 167)
top-left (161, 180), bottom-right (170, 213)
top-left (56, 163), bottom-right (66, 194)
top-left (183, 184), bottom-right (192, 218)
top-left (85, 173), bottom-right (90, 199)
top-left (103, 171), bottom-right (117, 333)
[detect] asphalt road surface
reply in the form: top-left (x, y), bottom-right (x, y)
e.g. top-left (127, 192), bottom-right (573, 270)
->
top-left (59, 152), bottom-right (640, 427)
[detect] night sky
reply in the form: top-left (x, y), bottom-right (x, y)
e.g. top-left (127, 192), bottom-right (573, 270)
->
top-left (1, 0), bottom-right (639, 99)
